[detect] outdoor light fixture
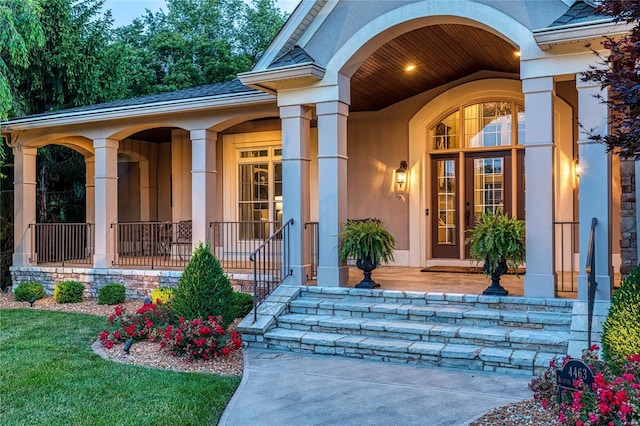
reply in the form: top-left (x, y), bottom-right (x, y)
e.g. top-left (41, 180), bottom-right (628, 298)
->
top-left (28, 296), bottom-right (36, 308)
top-left (396, 161), bottom-right (408, 189)
top-left (574, 159), bottom-right (582, 177)
top-left (123, 338), bottom-right (133, 355)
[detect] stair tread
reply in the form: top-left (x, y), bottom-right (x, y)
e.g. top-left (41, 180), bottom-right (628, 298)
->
top-left (277, 313), bottom-right (569, 344)
top-left (264, 328), bottom-right (564, 359)
top-left (290, 298), bottom-right (572, 323)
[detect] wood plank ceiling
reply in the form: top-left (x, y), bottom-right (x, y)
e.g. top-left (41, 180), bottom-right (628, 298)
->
top-left (350, 24), bottom-right (520, 112)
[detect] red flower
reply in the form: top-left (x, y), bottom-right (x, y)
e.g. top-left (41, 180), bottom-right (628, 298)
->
top-left (115, 305), bottom-right (124, 316)
top-left (113, 330), bottom-right (121, 340)
top-left (199, 326), bottom-right (212, 335)
top-left (221, 347), bottom-right (231, 356)
top-left (104, 340), bottom-right (114, 349)
top-left (125, 324), bottom-right (136, 336)
top-left (99, 330), bottom-right (109, 340)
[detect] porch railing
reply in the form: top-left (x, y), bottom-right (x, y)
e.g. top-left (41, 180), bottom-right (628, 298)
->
top-left (29, 223), bottom-right (94, 266)
top-left (306, 221), bottom-right (319, 280)
top-left (210, 221), bottom-right (282, 271)
top-left (554, 221), bottom-right (579, 293)
top-left (586, 217), bottom-right (598, 348)
top-left (111, 221), bottom-right (192, 269)
top-left (250, 219), bottom-right (293, 322)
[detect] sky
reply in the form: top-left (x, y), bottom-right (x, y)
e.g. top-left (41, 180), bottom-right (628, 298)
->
top-left (102, 0), bottom-right (301, 27)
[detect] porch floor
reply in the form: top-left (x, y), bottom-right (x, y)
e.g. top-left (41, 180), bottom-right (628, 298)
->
top-left (342, 266), bottom-right (582, 299)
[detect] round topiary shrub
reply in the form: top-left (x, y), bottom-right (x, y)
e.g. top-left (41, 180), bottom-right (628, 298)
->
top-left (14, 282), bottom-right (45, 302)
top-left (232, 291), bottom-right (254, 319)
top-left (54, 280), bottom-right (85, 304)
top-left (171, 243), bottom-right (235, 328)
top-left (602, 264), bottom-right (640, 372)
top-left (151, 286), bottom-right (175, 305)
top-left (98, 283), bottom-right (126, 305)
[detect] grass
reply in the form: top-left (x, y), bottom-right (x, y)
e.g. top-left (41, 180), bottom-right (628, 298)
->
top-left (0, 309), bottom-right (240, 425)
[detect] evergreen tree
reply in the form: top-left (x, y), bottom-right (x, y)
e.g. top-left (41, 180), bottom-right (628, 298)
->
top-left (172, 243), bottom-right (236, 328)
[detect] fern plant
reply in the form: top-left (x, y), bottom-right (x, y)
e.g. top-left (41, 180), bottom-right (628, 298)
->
top-left (338, 219), bottom-right (396, 265)
top-left (465, 210), bottom-right (525, 276)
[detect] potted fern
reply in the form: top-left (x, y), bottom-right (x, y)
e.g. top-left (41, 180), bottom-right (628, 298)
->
top-left (465, 210), bottom-right (525, 296)
top-left (338, 219), bottom-right (396, 289)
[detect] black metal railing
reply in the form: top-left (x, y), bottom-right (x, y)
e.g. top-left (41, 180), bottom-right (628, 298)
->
top-left (586, 217), bottom-right (598, 348)
top-left (554, 221), bottom-right (579, 293)
top-left (305, 221), bottom-right (319, 280)
top-left (111, 221), bottom-right (192, 269)
top-left (210, 221), bottom-right (282, 271)
top-left (250, 219), bottom-right (293, 322)
top-left (29, 223), bottom-right (94, 266)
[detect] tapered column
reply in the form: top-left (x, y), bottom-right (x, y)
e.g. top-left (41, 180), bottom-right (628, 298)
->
top-left (522, 77), bottom-right (556, 297)
top-left (13, 146), bottom-right (37, 267)
top-left (316, 101), bottom-right (349, 287)
top-left (85, 156), bottom-right (95, 224)
top-left (191, 129), bottom-right (216, 247)
top-left (577, 77), bottom-right (612, 300)
top-left (93, 138), bottom-right (119, 268)
top-left (281, 105), bottom-right (312, 285)
top-left (171, 130), bottom-right (192, 222)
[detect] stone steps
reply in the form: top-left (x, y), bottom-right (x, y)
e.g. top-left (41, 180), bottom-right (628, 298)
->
top-left (239, 285), bottom-right (574, 375)
top-left (277, 314), bottom-right (569, 353)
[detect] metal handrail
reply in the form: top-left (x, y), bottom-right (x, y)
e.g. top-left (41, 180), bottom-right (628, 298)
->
top-left (250, 218), bottom-right (293, 322)
top-left (210, 221), bottom-right (283, 270)
top-left (305, 221), bottom-right (319, 280)
top-left (29, 223), bottom-right (94, 266)
top-left (586, 217), bottom-right (598, 348)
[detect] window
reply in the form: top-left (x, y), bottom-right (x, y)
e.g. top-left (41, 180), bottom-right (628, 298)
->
top-left (432, 101), bottom-right (524, 150)
top-left (237, 147), bottom-right (282, 239)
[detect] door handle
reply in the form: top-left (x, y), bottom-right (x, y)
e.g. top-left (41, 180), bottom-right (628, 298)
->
top-left (465, 210), bottom-right (470, 227)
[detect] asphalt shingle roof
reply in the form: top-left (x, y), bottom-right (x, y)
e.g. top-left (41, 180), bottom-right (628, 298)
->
top-left (14, 79), bottom-right (257, 120)
top-left (269, 45), bottom-right (317, 68)
top-left (549, 0), bottom-right (600, 27)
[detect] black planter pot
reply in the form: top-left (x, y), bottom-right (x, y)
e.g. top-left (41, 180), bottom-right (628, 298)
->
top-left (482, 259), bottom-right (509, 296)
top-left (355, 257), bottom-right (380, 289)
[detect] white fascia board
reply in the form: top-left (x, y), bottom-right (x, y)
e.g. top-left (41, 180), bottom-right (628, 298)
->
top-left (254, 0), bottom-right (320, 70)
top-left (2, 92), bottom-right (275, 131)
top-left (534, 20), bottom-right (631, 48)
top-left (238, 63), bottom-right (326, 87)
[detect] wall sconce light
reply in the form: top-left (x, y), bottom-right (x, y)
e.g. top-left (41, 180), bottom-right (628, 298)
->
top-left (396, 161), bottom-right (408, 189)
top-left (574, 159), bottom-right (582, 177)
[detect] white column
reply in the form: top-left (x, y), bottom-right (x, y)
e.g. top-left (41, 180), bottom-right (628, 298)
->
top-left (13, 145), bottom-right (37, 267)
top-left (316, 101), bottom-right (349, 287)
top-left (85, 156), bottom-right (95, 224)
top-left (93, 138), bottom-right (119, 268)
top-left (577, 77), bottom-right (612, 300)
top-left (171, 129), bottom-right (192, 222)
top-left (281, 105), bottom-right (312, 285)
top-left (522, 77), bottom-right (556, 297)
top-left (139, 160), bottom-right (150, 221)
top-left (190, 129), bottom-right (216, 247)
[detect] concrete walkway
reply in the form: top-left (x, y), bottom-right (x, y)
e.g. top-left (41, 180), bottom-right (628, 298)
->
top-left (219, 349), bottom-right (532, 426)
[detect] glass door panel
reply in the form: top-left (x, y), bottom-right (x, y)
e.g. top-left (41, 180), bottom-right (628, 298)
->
top-left (432, 157), bottom-right (459, 258)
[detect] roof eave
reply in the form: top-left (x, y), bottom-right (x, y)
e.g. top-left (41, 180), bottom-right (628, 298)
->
top-left (238, 63), bottom-right (326, 93)
top-left (1, 91), bottom-right (276, 131)
top-left (534, 19), bottom-right (632, 50)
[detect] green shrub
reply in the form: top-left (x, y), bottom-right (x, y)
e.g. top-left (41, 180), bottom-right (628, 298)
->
top-left (54, 281), bottom-right (85, 304)
top-left (171, 243), bottom-right (235, 328)
top-left (232, 292), bottom-right (254, 319)
top-left (151, 287), bottom-right (175, 305)
top-left (14, 282), bottom-right (45, 302)
top-left (98, 283), bottom-right (126, 305)
top-left (602, 264), bottom-right (640, 371)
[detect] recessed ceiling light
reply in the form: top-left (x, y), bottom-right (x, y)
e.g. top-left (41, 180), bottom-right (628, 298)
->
top-left (405, 64), bottom-right (416, 72)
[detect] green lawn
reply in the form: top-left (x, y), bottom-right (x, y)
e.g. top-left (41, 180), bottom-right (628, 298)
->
top-left (0, 309), bottom-right (240, 426)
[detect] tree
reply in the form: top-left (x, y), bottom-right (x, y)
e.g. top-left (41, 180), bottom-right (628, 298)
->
top-left (583, 1), bottom-right (640, 159)
top-left (0, 0), bottom-right (44, 121)
top-left (112, 0), bottom-right (287, 97)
